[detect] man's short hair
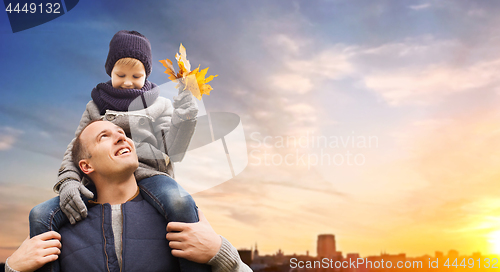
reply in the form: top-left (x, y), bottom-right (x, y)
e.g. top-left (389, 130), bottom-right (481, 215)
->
top-left (71, 120), bottom-right (102, 168)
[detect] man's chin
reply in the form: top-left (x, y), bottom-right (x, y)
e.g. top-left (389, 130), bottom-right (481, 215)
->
top-left (112, 161), bottom-right (139, 176)
top-left (125, 162), bottom-right (140, 174)
top-left (132, 160), bottom-right (139, 169)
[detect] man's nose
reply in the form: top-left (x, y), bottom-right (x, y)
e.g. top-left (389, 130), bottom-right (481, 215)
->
top-left (114, 132), bottom-right (127, 144)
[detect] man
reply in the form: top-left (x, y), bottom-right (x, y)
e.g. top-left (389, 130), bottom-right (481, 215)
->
top-left (6, 120), bottom-right (251, 272)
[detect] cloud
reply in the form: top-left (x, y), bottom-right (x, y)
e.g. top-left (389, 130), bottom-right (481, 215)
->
top-left (271, 73), bottom-right (313, 94)
top-left (227, 208), bottom-right (262, 225)
top-left (261, 180), bottom-right (344, 197)
top-left (409, 3), bottom-right (431, 10)
top-left (285, 45), bottom-right (355, 81)
top-left (0, 127), bottom-right (23, 151)
top-left (363, 59), bottom-right (500, 105)
top-left (271, 35), bottom-right (500, 106)
top-left (386, 109), bottom-right (500, 226)
top-left (268, 34), bottom-right (303, 54)
top-left (467, 8), bottom-right (486, 17)
top-left (0, 105), bottom-right (74, 139)
top-left (351, 37), bottom-right (500, 105)
top-left (0, 136), bottom-right (16, 150)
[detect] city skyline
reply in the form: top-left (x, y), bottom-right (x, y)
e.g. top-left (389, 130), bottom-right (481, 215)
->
top-left (244, 233), bottom-right (500, 272)
top-left (237, 233), bottom-right (500, 259)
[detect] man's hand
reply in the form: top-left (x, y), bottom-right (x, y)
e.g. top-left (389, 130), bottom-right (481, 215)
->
top-left (59, 179), bottom-right (94, 224)
top-left (166, 209), bottom-right (222, 264)
top-left (8, 231), bottom-right (62, 272)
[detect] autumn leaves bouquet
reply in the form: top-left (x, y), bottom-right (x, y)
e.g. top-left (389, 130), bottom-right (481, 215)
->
top-left (159, 44), bottom-right (218, 100)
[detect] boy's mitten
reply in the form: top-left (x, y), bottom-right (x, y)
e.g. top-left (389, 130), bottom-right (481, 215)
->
top-left (172, 90), bottom-right (198, 126)
top-left (59, 180), bottom-right (94, 224)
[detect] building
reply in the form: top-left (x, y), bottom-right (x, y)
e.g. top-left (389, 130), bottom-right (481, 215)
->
top-left (448, 250), bottom-right (459, 259)
top-left (472, 252), bottom-right (481, 259)
top-left (238, 249), bottom-right (253, 266)
top-left (317, 234), bottom-right (336, 258)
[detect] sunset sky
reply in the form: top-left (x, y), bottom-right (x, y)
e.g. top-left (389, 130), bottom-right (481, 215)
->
top-left (2, 0), bottom-right (500, 262)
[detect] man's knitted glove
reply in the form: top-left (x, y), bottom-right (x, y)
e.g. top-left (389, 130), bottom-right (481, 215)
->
top-left (59, 179), bottom-right (94, 224)
top-left (172, 89), bottom-right (198, 126)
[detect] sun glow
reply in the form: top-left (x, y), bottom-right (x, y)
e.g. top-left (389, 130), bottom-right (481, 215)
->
top-left (488, 230), bottom-right (500, 254)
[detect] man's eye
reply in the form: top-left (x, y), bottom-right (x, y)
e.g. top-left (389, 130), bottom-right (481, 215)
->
top-left (100, 134), bottom-right (108, 139)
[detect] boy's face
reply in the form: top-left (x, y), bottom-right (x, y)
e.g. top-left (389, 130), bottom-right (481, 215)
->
top-left (111, 61), bottom-right (146, 89)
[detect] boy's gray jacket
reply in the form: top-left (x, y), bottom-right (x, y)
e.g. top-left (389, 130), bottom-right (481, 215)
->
top-left (55, 96), bottom-right (196, 192)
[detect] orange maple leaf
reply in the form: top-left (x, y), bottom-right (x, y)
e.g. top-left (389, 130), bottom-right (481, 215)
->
top-left (159, 44), bottom-right (217, 100)
top-left (159, 59), bottom-right (177, 81)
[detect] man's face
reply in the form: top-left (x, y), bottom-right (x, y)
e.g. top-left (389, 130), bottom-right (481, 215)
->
top-left (111, 61), bottom-right (146, 89)
top-left (79, 121), bottom-right (139, 177)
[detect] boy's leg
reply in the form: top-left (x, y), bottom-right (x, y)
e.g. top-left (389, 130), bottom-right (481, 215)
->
top-left (138, 175), bottom-right (199, 223)
top-left (29, 196), bottom-right (69, 238)
top-left (138, 175), bottom-right (211, 272)
top-left (30, 183), bottom-right (95, 237)
top-left (29, 197), bottom-right (69, 272)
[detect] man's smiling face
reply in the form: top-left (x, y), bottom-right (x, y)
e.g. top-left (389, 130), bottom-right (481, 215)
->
top-left (79, 120), bottom-right (139, 177)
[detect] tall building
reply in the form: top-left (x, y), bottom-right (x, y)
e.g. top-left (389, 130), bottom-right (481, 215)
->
top-left (448, 250), bottom-right (459, 259)
top-left (238, 249), bottom-right (253, 266)
top-left (346, 253), bottom-right (360, 259)
top-left (317, 234), bottom-right (336, 258)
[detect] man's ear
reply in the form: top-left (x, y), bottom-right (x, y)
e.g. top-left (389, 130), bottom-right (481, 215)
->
top-left (79, 159), bottom-right (94, 175)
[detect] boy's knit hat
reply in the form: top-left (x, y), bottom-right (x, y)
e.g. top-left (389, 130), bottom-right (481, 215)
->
top-left (105, 30), bottom-right (152, 78)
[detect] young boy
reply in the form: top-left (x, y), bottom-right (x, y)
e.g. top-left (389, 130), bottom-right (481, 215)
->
top-left (29, 30), bottom-right (208, 272)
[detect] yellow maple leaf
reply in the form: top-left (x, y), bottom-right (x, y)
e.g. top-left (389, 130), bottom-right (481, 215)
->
top-left (195, 67), bottom-right (218, 97)
top-left (177, 58), bottom-right (190, 78)
top-left (175, 43), bottom-right (191, 72)
top-left (184, 73), bottom-right (202, 100)
top-left (159, 44), bottom-right (217, 100)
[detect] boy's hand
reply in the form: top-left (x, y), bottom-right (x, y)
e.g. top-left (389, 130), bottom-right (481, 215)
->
top-left (59, 180), bottom-right (94, 224)
top-left (166, 209), bottom-right (222, 264)
top-left (8, 231), bottom-right (62, 272)
top-left (173, 89), bottom-right (198, 123)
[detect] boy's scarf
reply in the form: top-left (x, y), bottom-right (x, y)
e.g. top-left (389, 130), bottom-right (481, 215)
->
top-left (91, 80), bottom-right (159, 115)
